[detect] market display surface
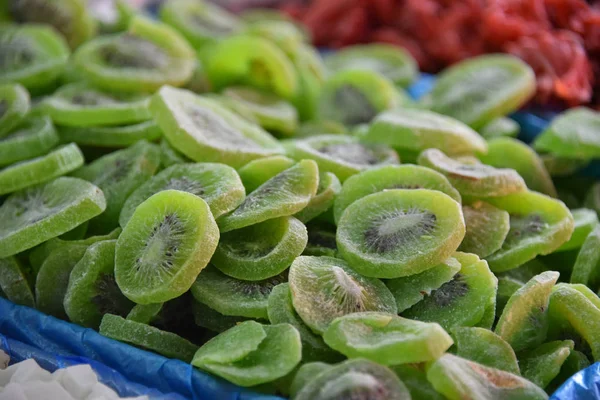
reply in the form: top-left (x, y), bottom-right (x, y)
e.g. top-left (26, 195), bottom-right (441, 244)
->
top-left (1, 0), bottom-right (600, 399)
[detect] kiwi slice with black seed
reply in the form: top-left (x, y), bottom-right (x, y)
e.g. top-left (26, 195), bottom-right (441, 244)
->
top-left (571, 224), bottom-right (600, 288)
top-left (192, 299), bottom-right (252, 333)
top-left (421, 54), bottom-right (536, 129)
top-left (337, 189), bottom-right (465, 279)
top-left (150, 86), bottom-right (284, 169)
top-left (116, 190), bottom-right (219, 304)
top-left (217, 160), bottom-right (319, 233)
top-left (237, 155), bottom-right (295, 193)
top-left (418, 148), bottom-right (527, 199)
top-left (0, 83), bottom-right (29, 138)
top-left (0, 116), bottom-right (59, 167)
top-left (518, 340), bottom-right (574, 389)
top-left (73, 16), bottom-right (195, 93)
top-left (458, 201), bottom-right (510, 258)
top-left (159, 138), bottom-right (190, 168)
top-left (58, 120), bottom-right (162, 149)
top-left (72, 140), bottom-right (160, 234)
top-left (120, 162), bottom-right (245, 226)
top-left (295, 172), bottom-right (341, 223)
top-left (303, 221), bottom-right (338, 257)
top-left (0, 256), bottom-right (35, 307)
top-left (127, 303), bottom-right (163, 324)
top-left (556, 208), bottom-right (598, 252)
top-left (479, 116), bottom-right (520, 139)
top-left (402, 252), bottom-right (497, 330)
top-left (0, 177), bottom-right (106, 258)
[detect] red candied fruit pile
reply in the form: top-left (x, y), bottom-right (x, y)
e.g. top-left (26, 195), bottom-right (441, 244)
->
top-left (282, 0), bottom-right (600, 108)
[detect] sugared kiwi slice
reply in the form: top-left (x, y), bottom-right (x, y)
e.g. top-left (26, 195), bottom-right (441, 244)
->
top-left (212, 216), bottom-right (307, 281)
top-left (295, 120), bottom-right (348, 138)
top-left (458, 201), bottom-right (510, 258)
top-left (58, 120), bottom-right (162, 148)
top-left (450, 327), bottom-right (520, 374)
top-left (0, 177), bottom-right (106, 258)
top-left (64, 240), bottom-right (134, 329)
top-left (303, 221), bottom-right (338, 257)
top-left (159, 138), bottom-right (190, 168)
top-left (287, 134), bottom-right (399, 182)
top-left (0, 83), bottom-right (29, 138)
top-left (115, 190), bottom-right (218, 304)
top-left (150, 86), bottom-right (284, 168)
top-left (571, 224), bottom-right (600, 287)
top-left (426, 354), bottom-right (548, 400)
top-left (421, 54), bottom-right (536, 129)
top-left (479, 137), bottom-right (557, 197)
top-left (479, 116), bottom-right (520, 139)
top-left (288, 256), bottom-right (396, 334)
top-left (337, 189), bottom-right (465, 279)
top-left (295, 172), bottom-right (341, 223)
top-left (0, 25), bottom-right (70, 91)
top-left (418, 148), bottom-right (527, 199)
top-left (72, 140), bottom-right (160, 233)
top-left (127, 303), bottom-right (163, 324)
top-left (0, 143), bottom-right (84, 195)
top-left (192, 299), bottom-right (250, 333)
top-left (334, 165), bottom-right (461, 224)
top-left (294, 358), bottom-right (411, 400)
top-left (484, 190), bottom-right (575, 272)
top-left (120, 162), bottom-right (245, 226)
top-left (245, 19), bottom-right (306, 58)
top-left (518, 340), bottom-right (574, 389)
top-left (290, 362), bottom-right (333, 398)
top-left (191, 321), bottom-right (302, 387)
top-left (556, 208), bottom-right (598, 252)
top-left (0, 116), bottom-right (59, 167)
top-left (546, 350), bottom-right (591, 393)
top-left (237, 155), bottom-right (295, 193)
top-left (0, 256), bottom-right (35, 308)
top-left (402, 252), bottom-right (497, 330)
top-left (217, 160), bottom-right (318, 232)
top-left (73, 17), bottom-right (195, 93)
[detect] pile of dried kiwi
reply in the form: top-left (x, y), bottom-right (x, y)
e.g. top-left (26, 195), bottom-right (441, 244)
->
top-left (2, 1), bottom-right (600, 399)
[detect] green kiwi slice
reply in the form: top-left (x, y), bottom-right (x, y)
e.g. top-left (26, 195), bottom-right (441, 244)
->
top-left (290, 362), bottom-right (333, 398)
top-left (495, 271), bottom-right (559, 352)
top-left (58, 120), bottom-right (162, 148)
top-left (479, 137), bottom-right (557, 197)
top-left (0, 256), bottom-right (35, 307)
top-left (72, 140), bottom-right (160, 233)
top-left (0, 83), bottom-right (29, 138)
top-left (64, 240), bottom-right (134, 329)
top-left (426, 354), bottom-right (548, 400)
top-left (449, 327), bottom-right (520, 374)
top-left (418, 148), bottom-right (527, 199)
top-left (192, 321), bottom-right (302, 387)
top-left (237, 155), bottom-right (295, 193)
top-left (288, 256), bottom-right (396, 334)
top-left (73, 16), bottom-right (195, 93)
top-left (323, 312), bottom-right (453, 365)
top-left (479, 116), bottom-right (520, 139)
top-left (392, 364), bottom-right (446, 400)
top-left (518, 340), bottom-right (573, 389)
top-left (0, 25), bottom-right (70, 91)
top-left (458, 201), bottom-right (510, 258)
top-left (245, 19), bottom-right (306, 57)
top-left (191, 265), bottom-right (285, 320)
top-left (115, 190), bottom-right (218, 304)
top-left (42, 83), bottom-right (151, 127)
top-left (337, 189), bottom-right (465, 279)
top-left (217, 160), bottom-right (319, 233)
top-left (546, 350), bottom-right (591, 393)
top-left (317, 69), bottom-right (405, 127)
top-left (571, 224), bottom-right (600, 287)
top-left (0, 177), bottom-right (106, 258)
top-left (150, 86), bottom-right (284, 168)
top-left (364, 108), bottom-right (487, 157)
top-left (192, 299), bottom-right (251, 333)
top-left (484, 190), bottom-right (575, 272)
top-left (212, 216), bottom-right (307, 281)
top-left (119, 162), bottom-right (245, 226)
top-left (159, 138), bottom-right (190, 168)
top-left (0, 143), bottom-right (84, 195)
top-left (295, 172), bottom-right (341, 223)
top-left (0, 116), bottom-right (59, 167)
top-left (402, 252), bottom-right (497, 330)
top-left (287, 134), bottom-right (399, 182)
top-left (99, 313), bottom-right (198, 362)
top-left (333, 164), bottom-right (461, 224)
top-left (295, 358), bottom-right (411, 400)
top-left (386, 257), bottom-right (461, 313)
top-left (296, 120), bottom-right (348, 138)
top-left (127, 303), bottom-right (163, 324)
top-left (289, 44), bottom-right (325, 121)
top-left (556, 208), bottom-right (598, 252)
top-left (303, 221), bottom-right (338, 257)
top-left (421, 54), bottom-right (536, 129)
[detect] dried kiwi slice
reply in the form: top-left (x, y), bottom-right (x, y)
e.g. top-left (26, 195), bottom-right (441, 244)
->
top-left (450, 327), bottom-right (520, 374)
top-left (192, 321), bottom-right (302, 387)
top-left (333, 164), bottom-right (461, 224)
top-left (296, 120), bottom-right (348, 138)
top-left (150, 86), bottom-right (283, 168)
top-left (290, 362), bottom-right (333, 398)
top-left (458, 201), bottom-right (510, 258)
top-left (119, 162), bottom-right (245, 226)
top-left (217, 160), bottom-right (319, 232)
top-left (295, 172), bottom-right (341, 223)
top-left (0, 83), bottom-right (29, 138)
top-left (212, 216), bottom-right (307, 281)
top-left (288, 256), bottom-right (396, 334)
top-left (287, 134), bottom-right (399, 182)
top-left (191, 265), bottom-right (285, 320)
top-left (519, 340), bottom-right (574, 389)
top-left (0, 256), bottom-right (35, 308)
top-left (290, 43), bottom-right (325, 121)
top-left (556, 208), bottom-right (598, 252)
top-left (64, 240), bottom-right (134, 329)
top-left (127, 303), bottom-right (163, 324)
top-left (484, 190), bottom-right (575, 272)
top-left (237, 155), bottom-right (295, 193)
top-left (571, 224), bottom-right (600, 287)
top-left (0, 177), bottom-right (106, 258)
top-left (115, 190), bottom-right (218, 304)
top-left (421, 54), bottom-right (536, 129)
top-left (0, 116), bottom-right (59, 167)
top-left (402, 252), bottom-right (497, 330)
top-left (418, 148), bottom-right (527, 199)
top-left (337, 189), bottom-right (465, 279)
top-left (58, 120), bottom-right (162, 148)
top-left (192, 299), bottom-right (250, 333)
top-left (0, 143), bottom-right (84, 196)
top-left (479, 116), bottom-right (520, 139)
top-left (73, 17), bottom-right (195, 93)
